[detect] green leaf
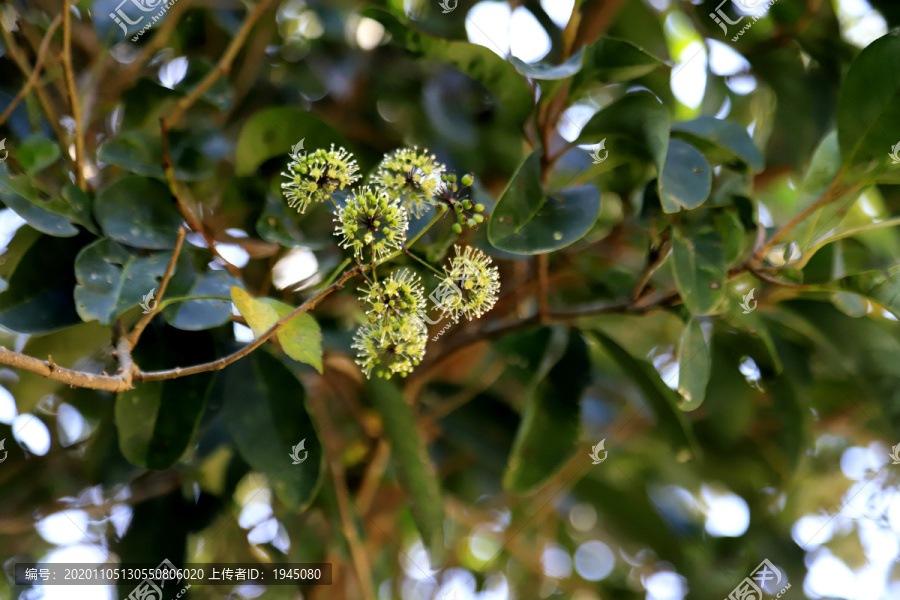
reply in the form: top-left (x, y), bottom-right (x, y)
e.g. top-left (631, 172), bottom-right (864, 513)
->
top-left (97, 130), bottom-right (219, 181)
top-left (231, 287), bottom-right (323, 372)
top-left (94, 176), bottom-right (182, 249)
top-left (509, 48), bottom-right (585, 80)
top-left (173, 57), bottom-right (233, 112)
top-left (836, 265), bottom-right (900, 318)
top-left (361, 7), bottom-right (532, 125)
top-left (503, 328), bottom-right (589, 494)
top-left (0, 165), bottom-right (79, 237)
top-left (15, 135), bottom-right (61, 175)
top-left (0, 232), bottom-right (84, 334)
top-left (223, 350), bottom-right (323, 510)
top-left (116, 328), bottom-right (215, 469)
top-left (590, 331), bottom-right (700, 457)
top-left (488, 150), bottom-right (601, 254)
top-left (74, 238), bottom-right (171, 325)
top-left (571, 36), bottom-right (668, 91)
top-left (61, 184), bottom-right (99, 234)
top-left (670, 225), bottom-right (727, 316)
top-left (368, 378), bottom-right (444, 556)
top-left (671, 116), bottom-right (764, 172)
top-left (676, 319), bottom-right (710, 411)
top-left (235, 107), bottom-right (352, 176)
top-left (658, 139), bottom-right (712, 213)
top-left (576, 91), bottom-right (670, 173)
top-left (161, 254), bottom-right (238, 331)
top-left (837, 30), bottom-right (900, 166)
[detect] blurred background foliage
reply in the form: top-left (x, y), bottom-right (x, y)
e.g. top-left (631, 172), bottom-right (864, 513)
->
top-left (1, 0), bottom-right (900, 599)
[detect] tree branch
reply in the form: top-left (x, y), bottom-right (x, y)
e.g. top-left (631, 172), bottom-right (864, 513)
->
top-left (126, 226), bottom-right (187, 348)
top-left (0, 15), bottom-right (61, 128)
top-left (159, 117), bottom-right (242, 278)
top-left (61, 0), bottom-right (86, 190)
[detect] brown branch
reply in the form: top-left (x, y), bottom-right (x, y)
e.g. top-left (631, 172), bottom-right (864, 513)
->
top-left (126, 226), bottom-right (187, 348)
top-left (0, 347), bottom-right (131, 392)
top-left (165, 0), bottom-right (276, 127)
top-left (137, 265), bottom-right (364, 382)
top-left (159, 117), bottom-right (242, 278)
top-left (537, 254), bottom-right (550, 323)
top-left (61, 0), bottom-right (86, 190)
top-left (631, 230), bottom-right (671, 301)
top-left (0, 15), bottom-right (61, 127)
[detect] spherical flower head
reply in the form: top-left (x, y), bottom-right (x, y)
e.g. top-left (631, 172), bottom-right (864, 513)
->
top-left (436, 245), bottom-right (500, 322)
top-left (371, 147), bottom-right (446, 218)
top-left (352, 319), bottom-right (427, 379)
top-left (360, 269), bottom-right (425, 324)
top-left (335, 186), bottom-right (409, 262)
top-left (281, 144), bottom-right (361, 213)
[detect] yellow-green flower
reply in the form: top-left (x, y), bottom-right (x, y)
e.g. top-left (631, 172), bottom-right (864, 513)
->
top-left (360, 269), bottom-right (425, 324)
top-left (435, 245), bottom-right (500, 322)
top-left (371, 147), bottom-right (445, 218)
top-left (352, 319), bottom-right (427, 379)
top-left (335, 186), bottom-right (408, 262)
top-left (281, 144), bottom-right (360, 213)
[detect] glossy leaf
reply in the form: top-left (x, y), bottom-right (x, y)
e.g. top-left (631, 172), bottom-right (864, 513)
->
top-left (572, 36), bottom-right (668, 91)
top-left (837, 30), bottom-right (900, 166)
top-left (676, 319), bottom-right (711, 411)
top-left (368, 378), bottom-right (444, 556)
top-left (161, 253), bottom-right (237, 331)
top-left (488, 150), bottom-right (600, 254)
top-left (231, 287), bottom-right (323, 372)
top-left (503, 328), bottom-right (590, 494)
top-left (223, 350), bottom-right (323, 510)
top-left (658, 139), bottom-right (712, 213)
top-left (577, 91), bottom-right (669, 173)
top-left (15, 135), bottom-right (61, 175)
top-left (235, 107), bottom-right (352, 175)
top-left (0, 165), bottom-right (79, 237)
top-left (671, 116), bottom-right (764, 172)
top-left (74, 238), bottom-right (170, 325)
top-left (509, 48), bottom-right (585, 80)
top-left (670, 225), bottom-right (727, 316)
top-left (97, 130), bottom-right (220, 181)
top-left (94, 176), bottom-right (182, 249)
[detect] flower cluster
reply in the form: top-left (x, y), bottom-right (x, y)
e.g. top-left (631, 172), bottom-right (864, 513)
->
top-left (281, 145), bottom-right (360, 213)
top-left (371, 147), bottom-right (445, 218)
top-left (334, 187), bottom-right (408, 262)
top-left (281, 141), bottom-right (501, 380)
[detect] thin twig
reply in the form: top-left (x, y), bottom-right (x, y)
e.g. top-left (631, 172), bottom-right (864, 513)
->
top-left (0, 16), bottom-right (61, 127)
top-left (165, 0), bottom-right (275, 127)
top-left (537, 254), bottom-right (550, 323)
top-left (126, 226), bottom-right (187, 348)
top-left (630, 231), bottom-right (671, 301)
top-left (61, 0), bottom-right (86, 190)
top-left (159, 117), bottom-right (242, 278)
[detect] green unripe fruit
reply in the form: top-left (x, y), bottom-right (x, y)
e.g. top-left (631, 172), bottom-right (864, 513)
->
top-left (473, 214), bottom-right (484, 223)
top-left (461, 174), bottom-right (474, 187)
top-left (452, 223), bottom-right (463, 234)
top-left (475, 203), bottom-right (485, 212)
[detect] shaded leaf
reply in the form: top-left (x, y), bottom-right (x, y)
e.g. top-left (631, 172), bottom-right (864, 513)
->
top-left (509, 48), bottom-right (584, 80)
top-left (223, 350), bottom-right (323, 510)
top-left (671, 116), bottom-right (763, 172)
top-left (488, 150), bottom-right (600, 254)
top-left (94, 176), bottom-right (182, 249)
top-left (0, 165), bottom-right (78, 237)
top-left (97, 130), bottom-right (220, 181)
top-left (161, 253), bottom-right (237, 331)
top-left (836, 265), bottom-right (900, 318)
top-left (659, 139), bottom-right (712, 213)
top-left (368, 378), bottom-right (444, 556)
top-left (15, 135), bottom-right (60, 175)
top-left (670, 225), bottom-right (727, 316)
top-left (676, 319), bottom-right (710, 411)
top-left (572, 36), bottom-right (668, 92)
top-left (503, 328), bottom-right (590, 494)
